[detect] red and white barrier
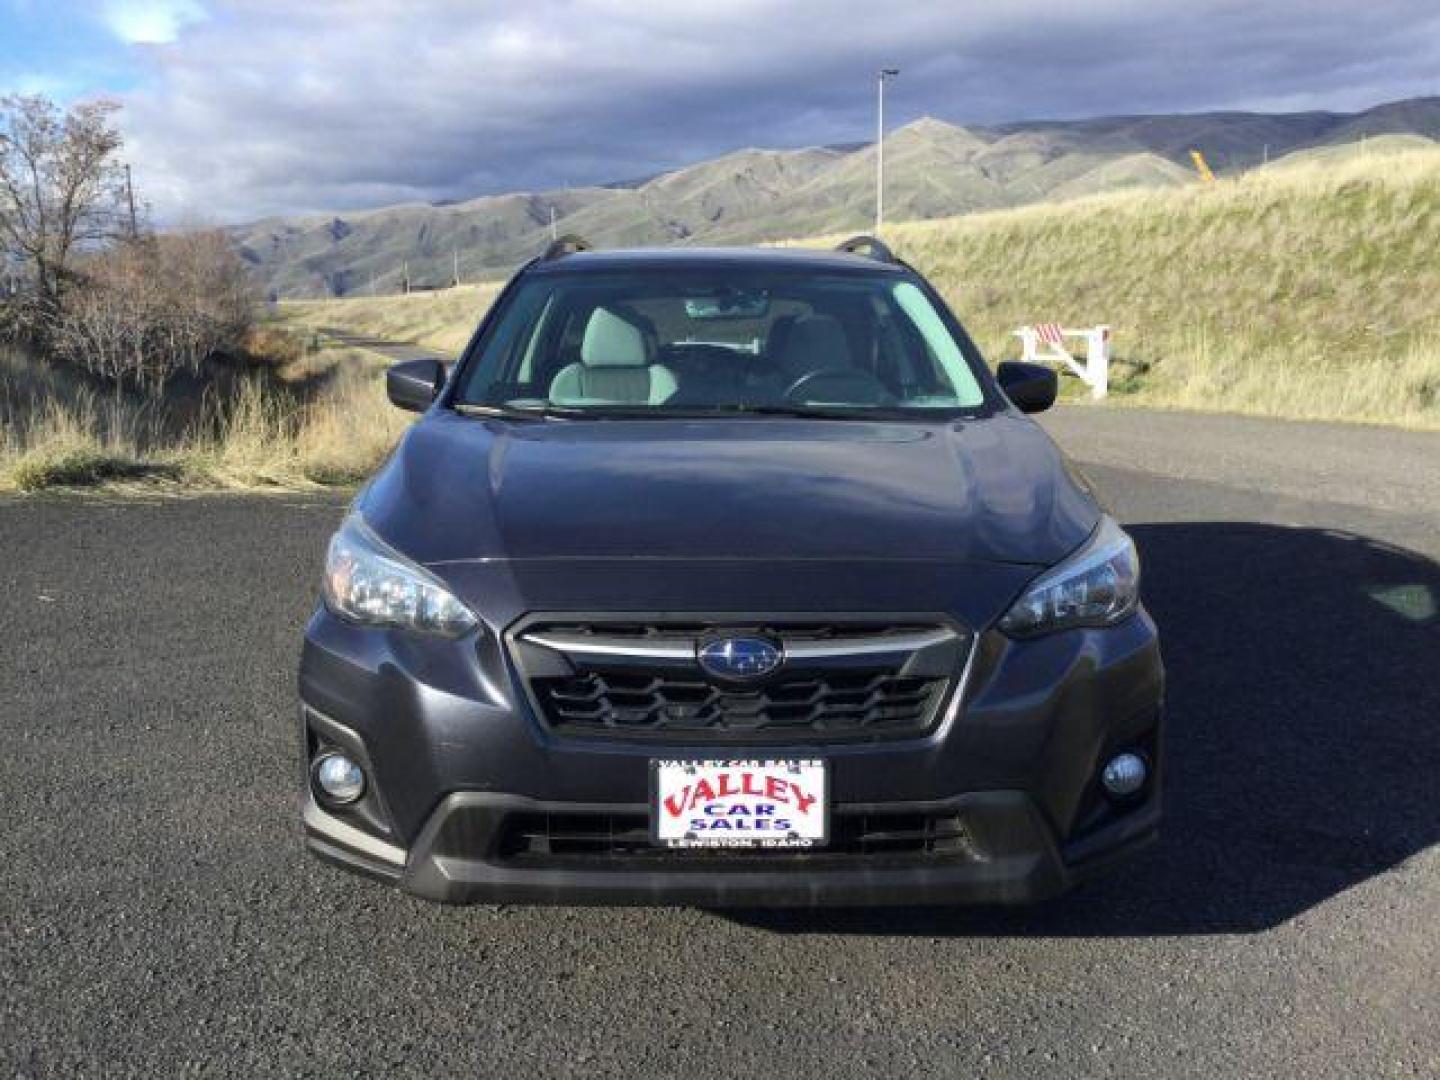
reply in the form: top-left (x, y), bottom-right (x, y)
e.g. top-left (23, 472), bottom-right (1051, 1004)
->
top-left (1014, 324), bottom-right (1111, 398)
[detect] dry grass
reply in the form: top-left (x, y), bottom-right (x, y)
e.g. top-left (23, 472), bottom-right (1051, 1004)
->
top-left (0, 344), bottom-right (413, 493)
top-left (282, 284), bottom-right (501, 357)
top-left (185, 358), bottom-right (414, 487)
top-left (0, 351), bottom-right (167, 490)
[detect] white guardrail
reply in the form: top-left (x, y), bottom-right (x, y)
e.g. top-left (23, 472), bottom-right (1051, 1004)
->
top-left (1014, 324), bottom-right (1110, 399)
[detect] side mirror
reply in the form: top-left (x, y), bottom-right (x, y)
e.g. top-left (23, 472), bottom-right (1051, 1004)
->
top-left (996, 361), bottom-right (1058, 414)
top-left (386, 358), bottom-right (446, 413)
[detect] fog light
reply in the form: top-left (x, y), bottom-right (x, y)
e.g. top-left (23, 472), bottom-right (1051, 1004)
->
top-left (312, 751), bottom-right (365, 805)
top-left (1100, 752), bottom-right (1148, 799)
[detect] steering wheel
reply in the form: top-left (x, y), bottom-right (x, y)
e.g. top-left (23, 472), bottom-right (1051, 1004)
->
top-left (783, 368), bottom-right (892, 406)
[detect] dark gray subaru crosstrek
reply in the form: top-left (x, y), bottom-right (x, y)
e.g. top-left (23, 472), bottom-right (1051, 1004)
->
top-left (299, 236), bottom-right (1163, 906)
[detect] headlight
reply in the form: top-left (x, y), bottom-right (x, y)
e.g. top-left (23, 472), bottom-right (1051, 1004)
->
top-left (322, 514), bottom-right (478, 637)
top-left (998, 516), bottom-right (1139, 637)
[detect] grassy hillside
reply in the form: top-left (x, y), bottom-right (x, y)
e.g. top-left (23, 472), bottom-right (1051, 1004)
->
top-left (237, 187), bottom-right (613, 298)
top-left (284, 145), bottom-right (1440, 429)
top-left (884, 145), bottom-right (1440, 426)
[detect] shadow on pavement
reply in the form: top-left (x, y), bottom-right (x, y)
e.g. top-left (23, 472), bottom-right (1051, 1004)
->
top-left (724, 522), bottom-right (1440, 937)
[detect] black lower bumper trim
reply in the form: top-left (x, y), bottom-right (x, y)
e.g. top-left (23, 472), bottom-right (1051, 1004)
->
top-left (324, 789), bottom-right (1159, 907)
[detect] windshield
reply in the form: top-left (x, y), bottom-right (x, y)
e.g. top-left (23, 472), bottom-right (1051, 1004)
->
top-left (453, 269), bottom-right (989, 417)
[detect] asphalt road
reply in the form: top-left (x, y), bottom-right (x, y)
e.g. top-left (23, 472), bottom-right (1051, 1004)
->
top-left (2, 406), bottom-right (1437, 1077)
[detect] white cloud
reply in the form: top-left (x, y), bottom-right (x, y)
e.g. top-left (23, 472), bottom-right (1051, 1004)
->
top-left (112, 0), bottom-right (1440, 222)
top-left (102, 0), bottom-right (205, 44)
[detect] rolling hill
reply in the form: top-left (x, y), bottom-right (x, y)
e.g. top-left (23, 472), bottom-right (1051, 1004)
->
top-left (236, 96), bottom-right (1440, 298)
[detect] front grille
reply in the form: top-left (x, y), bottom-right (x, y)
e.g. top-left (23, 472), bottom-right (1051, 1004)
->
top-left (494, 809), bottom-right (980, 870)
top-left (508, 616), bottom-right (970, 744)
top-left (539, 670), bottom-right (944, 737)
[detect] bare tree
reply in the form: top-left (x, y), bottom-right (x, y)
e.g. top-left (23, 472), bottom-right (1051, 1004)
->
top-left (50, 231), bottom-right (258, 388)
top-left (0, 94), bottom-right (125, 336)
top-left (1, 94), bottom-right (259, 389)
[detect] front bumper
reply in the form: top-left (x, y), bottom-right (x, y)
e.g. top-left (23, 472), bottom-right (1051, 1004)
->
top-left (298, 601), bottom-right (1164, 907)
top-left (306, 786), bottom-right (1159, 906)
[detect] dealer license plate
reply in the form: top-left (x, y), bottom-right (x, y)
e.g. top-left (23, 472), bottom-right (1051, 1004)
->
top-left (651, 759), bottom-right (828, 849)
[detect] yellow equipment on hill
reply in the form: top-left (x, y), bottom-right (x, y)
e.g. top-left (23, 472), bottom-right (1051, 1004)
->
top-left (1190, 149), bottom-right (1216, 183)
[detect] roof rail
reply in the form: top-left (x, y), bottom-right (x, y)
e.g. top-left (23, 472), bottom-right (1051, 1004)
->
top-left (541, 233), bottom-right (593, 261)
top-left (834, 235), bottom-right (896, 263)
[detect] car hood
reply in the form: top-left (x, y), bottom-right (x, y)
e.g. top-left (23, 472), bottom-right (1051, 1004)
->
top-left (361, 412), bottom-right (1099, 568)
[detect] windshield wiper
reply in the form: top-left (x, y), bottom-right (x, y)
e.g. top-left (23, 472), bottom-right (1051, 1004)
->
top-left (455, 402), bottom-right (922, 421)
top-left (453, 402), bottom-right (590, 420)
top-left (706, 403), bottom-right (892, 420)
top-left (465, 403), bottom-right (741, 420)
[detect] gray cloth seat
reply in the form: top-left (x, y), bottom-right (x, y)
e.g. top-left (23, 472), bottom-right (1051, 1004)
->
top-left (549, 307), bottom-right (678, 405)
top-left (751, 314), bottom-right (852, 400)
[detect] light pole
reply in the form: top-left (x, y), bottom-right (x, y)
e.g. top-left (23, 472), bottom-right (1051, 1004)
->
top-left (875, 67), bottom-right (899, 234)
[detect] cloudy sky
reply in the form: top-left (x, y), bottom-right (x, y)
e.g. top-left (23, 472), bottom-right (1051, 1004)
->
top-left (2, 0), bottom-right (1437, 223)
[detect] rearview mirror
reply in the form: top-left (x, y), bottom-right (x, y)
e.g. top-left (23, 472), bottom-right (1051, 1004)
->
top-left (683, 289), bottom-right (770, 320)
top-left (386, 358), bottom-right (446, 413)
top-left (996, 361), bottom-right (1058, 414)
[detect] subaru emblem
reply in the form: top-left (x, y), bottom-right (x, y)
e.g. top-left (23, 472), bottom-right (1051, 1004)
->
top-left (697, 635), bottom-right (783, 681)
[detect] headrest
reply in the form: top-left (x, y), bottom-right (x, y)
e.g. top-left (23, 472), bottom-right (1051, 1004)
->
top-left (581, 307), bottom-right (648, 368)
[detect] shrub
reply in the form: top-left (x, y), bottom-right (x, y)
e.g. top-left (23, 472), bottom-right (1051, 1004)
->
top-left (48, 231), bottom-right (257, 389)
top-left (241, 323), bottom-right (306, 371)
